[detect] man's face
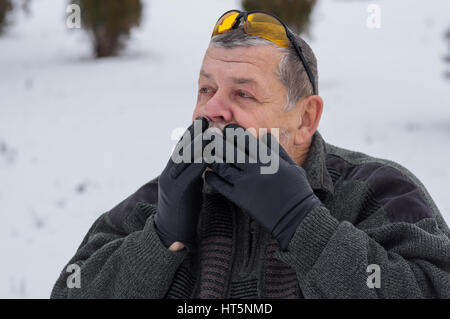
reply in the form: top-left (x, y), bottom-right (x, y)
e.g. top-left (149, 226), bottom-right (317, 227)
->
top-left (192, 44), bottom-right (302, 154)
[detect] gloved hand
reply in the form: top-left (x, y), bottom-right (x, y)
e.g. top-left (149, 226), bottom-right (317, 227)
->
top-left (154, 117), bottom-right (209, 251)
top-left (204, 124), bottom-right (322, 250)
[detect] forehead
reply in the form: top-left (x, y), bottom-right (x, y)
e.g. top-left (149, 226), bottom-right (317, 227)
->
top-left (200, 45), bottom-right (282, 83)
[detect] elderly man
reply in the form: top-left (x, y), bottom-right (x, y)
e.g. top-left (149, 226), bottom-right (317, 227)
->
top-left (51, 10), bottom-right (450, 299)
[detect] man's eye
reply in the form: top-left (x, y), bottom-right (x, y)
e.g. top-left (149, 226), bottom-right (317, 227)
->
top-left (199, 87), bottom-right (212, 94)
top-left (237, 91), bottom-right (253, 99)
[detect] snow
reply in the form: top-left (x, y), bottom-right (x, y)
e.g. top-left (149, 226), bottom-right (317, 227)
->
top-left (0, 0), bottom-right (449, 298)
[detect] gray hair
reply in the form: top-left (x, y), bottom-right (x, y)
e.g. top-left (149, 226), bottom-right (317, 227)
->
top-left (210, 27), bottom-right (318, 110)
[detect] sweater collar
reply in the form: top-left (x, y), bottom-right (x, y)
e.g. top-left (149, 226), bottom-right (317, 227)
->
top-left (302, 130), bottom-right (334, 197)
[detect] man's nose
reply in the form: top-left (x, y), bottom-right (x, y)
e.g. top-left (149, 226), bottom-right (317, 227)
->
top-left (203, 92), bottom-right (233, 124)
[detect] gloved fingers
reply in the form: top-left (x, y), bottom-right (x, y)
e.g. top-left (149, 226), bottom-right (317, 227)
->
top-left (153, 213), bottom-right (176, 248)
top-left (208, 161), bottom-right (240, 185)
top-left (222, 123), bottom-right (264, 169)
top-left (204, 170), bottom-right (234, 195)
top-left (206, 134), bottom-right (246, 171)
top-left (171, 116), bottom-right (209, 159)
top-left (202, 128), bottom-right (225, 162)
top-left (260, 132), bottom-right (296, 165)
top-left (175, 117), bottom-right (208, 153)
top-left (223, 123), bottom-right (258, 157)
top-left (224, 124), bottom-right (288, 166)
top-left (171, 127), bottom-right (209, 178)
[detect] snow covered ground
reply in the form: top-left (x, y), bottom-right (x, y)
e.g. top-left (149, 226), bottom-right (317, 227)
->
top-left (0, 0), bottom-right (449, 298)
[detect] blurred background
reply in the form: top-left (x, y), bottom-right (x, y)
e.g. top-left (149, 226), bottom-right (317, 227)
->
top-left (0, 0), bottom-right (449, 298)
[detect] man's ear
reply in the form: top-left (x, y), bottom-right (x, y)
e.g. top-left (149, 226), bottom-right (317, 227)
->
top-left (293, 95), bottom-right (323, 145)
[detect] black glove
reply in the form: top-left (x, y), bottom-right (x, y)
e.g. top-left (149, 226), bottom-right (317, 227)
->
top-left (204, 124), bottom-right (321, 250)
top-left (154, 117), bottom-right (209, 250)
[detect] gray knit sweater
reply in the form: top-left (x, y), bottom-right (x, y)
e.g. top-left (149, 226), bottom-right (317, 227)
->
top-left (50, 131), bottom-right (450, 298)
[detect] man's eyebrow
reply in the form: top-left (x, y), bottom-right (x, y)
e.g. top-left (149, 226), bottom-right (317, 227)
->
top-left (199, 69), bottom-right (211, 79)
top-left (231, 77), bottom-right (258, 86)
top-left (200, 70), bottom-right (260, 89)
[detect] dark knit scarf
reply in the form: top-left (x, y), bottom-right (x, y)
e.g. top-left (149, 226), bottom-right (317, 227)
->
top-left (165, 186), bottom-right (301, 299)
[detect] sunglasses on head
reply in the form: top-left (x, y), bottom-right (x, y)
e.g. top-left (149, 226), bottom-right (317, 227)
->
top-left (212, 10), bottom-right (317, 96)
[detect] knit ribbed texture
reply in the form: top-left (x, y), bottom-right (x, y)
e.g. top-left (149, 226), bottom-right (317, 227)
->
top-left (273, 205), bottom-right (339, 278)
top-left (263, 237), bottom-right (300, 298)
top-left (165, 253), bottom-right (197, 299)
top-left (229, 278), bottom-right (258, 298)
top-left (120, 213), bottom-right (188, 296)
top-left (195, 194), bottom-right (234, 298)
top-left (196, 236), bottom-right (233, 298)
